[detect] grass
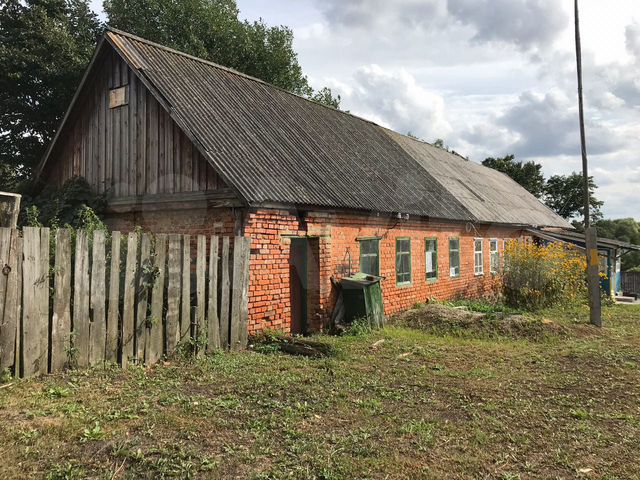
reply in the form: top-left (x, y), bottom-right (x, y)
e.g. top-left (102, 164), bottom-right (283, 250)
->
top-left (1, 304), bottom-right (640, 479)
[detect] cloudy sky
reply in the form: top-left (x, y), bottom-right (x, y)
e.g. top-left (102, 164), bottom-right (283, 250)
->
top-left (92, 0), bottom-right (639, 219)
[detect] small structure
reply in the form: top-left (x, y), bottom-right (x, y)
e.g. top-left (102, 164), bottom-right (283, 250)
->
top-left (529, 228), bottom-right (640, 297)
top-left (0, 192), bottom-right (21, 228)
top-left (34, 28), bottom-right (571, 335)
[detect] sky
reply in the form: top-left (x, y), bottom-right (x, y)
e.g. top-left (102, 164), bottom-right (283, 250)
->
top-left (91, 0), bottom-right (639, 219)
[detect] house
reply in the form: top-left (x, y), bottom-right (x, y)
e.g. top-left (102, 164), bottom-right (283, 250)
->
top-left (36, 28), bottom-right (571, 334)
top-left (530, 228), bottom-right (640, 297)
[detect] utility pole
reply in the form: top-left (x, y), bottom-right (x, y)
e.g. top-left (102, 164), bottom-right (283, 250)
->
top-left (574, 0), bottom-right (602, 327)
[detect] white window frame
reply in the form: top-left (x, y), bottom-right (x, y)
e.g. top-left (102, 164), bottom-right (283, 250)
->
top-left (474, 238), bottom-right (484, 276)
top-left (489, 239), bottom-right (499, 274)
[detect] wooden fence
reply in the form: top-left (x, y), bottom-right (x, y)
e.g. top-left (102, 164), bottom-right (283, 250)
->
top-left (0, 227), bottom-right (250, 378)
top-left (621, 272), bottom-right (640, 296)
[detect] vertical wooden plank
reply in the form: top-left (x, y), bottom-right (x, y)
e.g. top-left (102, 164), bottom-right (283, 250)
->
top-left (129, 70), bottom-right (137, 196)
top-left (182, 134), bottom-right (193, 192)
top-left (239, 237), bottom-right (251, 350)
top-left (39, 228), bottom-right (50, 373)
top-left (135, 233), bottom-right (151, 363)
top-left (14, 235), bottom-right (22, 376)
top-left (147, 234), bottom-right (166, 365)
top-left (73, 230), bottom-right (90, 368)
top-left (195, 235), bottom-right (206, 356)
top-left (219, 236), bottom-right (230, 349)
top-left (121, 232), bottom-right (138, 368)
top-left (230, 237), bottom-right (247, 351)
top-left (89, 230), bottom-right (106, 365)
top-left (51, 229), bottom-right (71, 372)
top-left (0, 229), bottom-right (19, 370)
top-left (106, 231), bottom-right (121, 363)
top-left (22, 228), bottom-right (46, 377)
top-left (147, 95), bottom-right (158, 194)
top-left (207, 236), bottom-right (220, 352)
top-left (180, 235), bottom-right (191, 345)
top-left (136, 78), bottom-right (146, 195)
top-left (165, 235), bottom-right (181, 355)
top-left (166, 112), bottom-right (174, 193)
top-left (158, 106), bottom-right (166, 193)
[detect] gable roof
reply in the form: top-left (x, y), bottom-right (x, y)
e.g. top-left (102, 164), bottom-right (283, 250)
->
top-left (39, 28), bottom-right (571, 228)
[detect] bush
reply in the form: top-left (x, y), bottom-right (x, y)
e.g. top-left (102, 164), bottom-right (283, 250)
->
top-left (502, 240), bottom-right (586, 310)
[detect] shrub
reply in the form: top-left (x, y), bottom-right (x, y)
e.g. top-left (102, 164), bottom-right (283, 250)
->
top-left (502, 240), bottom-right (586, 310)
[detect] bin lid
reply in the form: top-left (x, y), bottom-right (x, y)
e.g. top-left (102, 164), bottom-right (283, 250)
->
top-left (341, 272), bottom-right (383, 287)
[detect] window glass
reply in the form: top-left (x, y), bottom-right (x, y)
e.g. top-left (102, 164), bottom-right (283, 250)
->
top-left (474, 238), bottom-right (484, 275)
top-left (490, 239), bottom-right (499, 274)
top-left (359, 239), bottom-right (380, 276)
top-left (449, 238), bottom-right (460, 277)
top-left (396, 238), bottom-right (412, 284)
top-left (425, 238), bottom-right (437, 281)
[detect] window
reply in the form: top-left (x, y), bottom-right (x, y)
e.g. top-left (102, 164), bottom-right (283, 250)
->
top-left (425, 238), bottom-right (438, 281)
top-left (490, 239), bottom-right (499, 274)
top-left (474, 238), bottom-right (484, 275)
top-left (359, 238), bottom-right (380, 276)
top-left (449, 238), bottom-right (460, 277)
top-left (396, 238), bottom-right (412, 285)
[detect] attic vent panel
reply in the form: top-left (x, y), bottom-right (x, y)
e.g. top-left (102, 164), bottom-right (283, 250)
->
top-left (109, 85), bottom-right (129, 108)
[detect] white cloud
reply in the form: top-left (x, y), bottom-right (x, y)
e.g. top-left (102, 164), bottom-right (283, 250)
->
top-left (334, 65), bottom-right (452, 141)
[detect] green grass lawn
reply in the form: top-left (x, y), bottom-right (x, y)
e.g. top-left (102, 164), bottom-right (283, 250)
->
top-left (1, 304), bottom-right (639, 479)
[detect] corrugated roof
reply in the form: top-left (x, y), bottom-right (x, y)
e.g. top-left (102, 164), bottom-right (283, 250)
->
top-left (387, 131), bottom-right (572, 227)
top-left (41, 28), bottom-right (572, 228)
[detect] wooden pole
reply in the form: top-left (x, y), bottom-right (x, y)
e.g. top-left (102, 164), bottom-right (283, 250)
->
top-left (574, 0), bottom-right (601, 326)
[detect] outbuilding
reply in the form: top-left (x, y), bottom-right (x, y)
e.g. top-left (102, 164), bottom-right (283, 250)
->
top-left (36, 29), bottom-right (571, 334)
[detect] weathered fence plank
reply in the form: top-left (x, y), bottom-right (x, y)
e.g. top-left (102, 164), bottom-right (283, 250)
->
top-left (195, 235), bottom-right (206, 356)
top-left (122, 233), bottom-right (138, 368)
top-left (51, 229), bottom-right (71, 372)
top-left (166, 235), bottom-right (181, 354)
top-left (230, 237), bottom-right (245, 351)
top-left (0, 228), bottom-right (19, 370)
top-left (207, 236), bottom-right (220, 352)
top-left (180, 234), bottom-right (191, 345)
top-left (89, 230), bottom-right (106, 364)
top-left (136, 234), bottom-right (152, 362)
top-left (239, 237), bottom-right (251, 349)
top-left (106, 231), bottom-right (121, 362)
top-left (219, 236), bottom-right (230, 349)
top-left (148, 234), bottom-right (166, 364)
top-left (22, 227), bottom-right (49, 377)
top-left (73, 230), bottom-right (90, 368)
top-left (14, 235), bottom-right (22, 376)
top-left (39, 228), bottom-right (50, 372)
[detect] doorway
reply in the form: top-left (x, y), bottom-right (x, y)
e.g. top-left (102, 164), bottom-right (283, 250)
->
top-left (289, 238), bottom-right (319, 335)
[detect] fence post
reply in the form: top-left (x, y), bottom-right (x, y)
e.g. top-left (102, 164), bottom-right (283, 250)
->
top-left (89, 230), bottom-right (106, 365)
top-left (73, 230), bottom-right (90, 368)
top-left (148, 234), bottom-right (166, 364)
top-left (122, 232), bottom-right (138, 368)
top-left (0, 228), bottom-right (19, 371)
top-left (106, 231), bottom-right (121, 363)
top-left (207, 236), bottom-right (220, 352)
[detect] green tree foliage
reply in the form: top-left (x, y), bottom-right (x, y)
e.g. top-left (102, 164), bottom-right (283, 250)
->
top-left (20, 176), bottom-right (106, 229)
top-left (310, 87), bottom-right (341, 109)
top-left (0, 0), bottom-right (102, 190)
top-left (543, 172), bottom-right (603, 223)
top-left (482, 155), bottom-right (545, 198)
top-left (594, 218), bottom-right (640, 271)
top-left (103, 0), bottom-right (339, 107)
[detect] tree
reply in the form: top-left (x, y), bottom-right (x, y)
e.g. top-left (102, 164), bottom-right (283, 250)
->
top-left (482, 155), bottom-right (545, 198)
top-left (104, 0), bottom-right (339, 107)
top-left (310, 87), bottom-right (341, 109)
top-left (543, 172), bottom-right (603, 223)
top-left (0, 0), bottom-right (102, 190)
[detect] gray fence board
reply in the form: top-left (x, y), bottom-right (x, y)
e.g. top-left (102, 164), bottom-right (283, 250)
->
top-left (148, 234), bottom-right (166, 364)
top-left (166, 235), bottom-right (181, 354)
top-left (89, 230), bottom-right (106, 364)
top-left (122, 233), bottom-right (138, 368)
top-left (51, 229), bottom-right (71, 371)
top-left (106, 231), bottom-right (121, 362)
top-left (207, 236), bottom-right (220, 351)
top-left (73, 230), bottom-right (90, 368)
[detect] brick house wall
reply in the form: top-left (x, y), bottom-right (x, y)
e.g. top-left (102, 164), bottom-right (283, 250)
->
top-left (245, 208), bottom-right (523, 334)
top-left (101, 205), bottom-right (523, 335)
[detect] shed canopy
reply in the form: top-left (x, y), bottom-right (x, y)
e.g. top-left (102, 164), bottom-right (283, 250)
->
top-left (39, 28), bottom-right (571, 228)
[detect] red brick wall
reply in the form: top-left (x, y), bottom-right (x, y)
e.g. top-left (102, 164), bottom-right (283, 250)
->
top-left (102, 206), bottom-right (523, 335)
top-left (245, 208), bottom-right (523, 334)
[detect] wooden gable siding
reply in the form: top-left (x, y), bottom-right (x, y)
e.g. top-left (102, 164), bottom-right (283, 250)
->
top-left (44, 49), bottom-right (226, 198)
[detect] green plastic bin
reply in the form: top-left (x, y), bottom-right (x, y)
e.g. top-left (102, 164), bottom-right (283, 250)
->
top-left (341, 273), bottom-right (384, 328)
